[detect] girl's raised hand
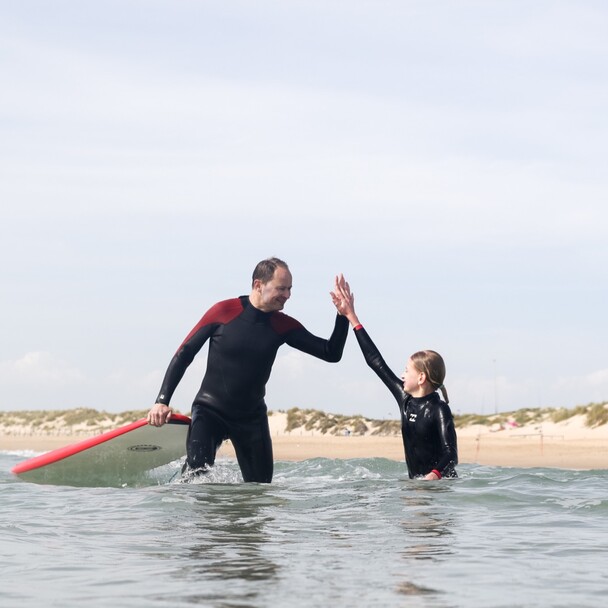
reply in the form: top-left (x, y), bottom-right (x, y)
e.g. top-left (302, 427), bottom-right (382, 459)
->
top-left (330, 274), bottom-right (358, 323)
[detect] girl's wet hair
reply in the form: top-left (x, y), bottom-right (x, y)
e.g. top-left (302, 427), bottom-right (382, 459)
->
top-left (411, 350), bottom-right (450, 404)
top-left (251, 257), bottom-right (289, 286)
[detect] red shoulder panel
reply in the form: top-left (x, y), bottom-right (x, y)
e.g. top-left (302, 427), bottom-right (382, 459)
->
top-left (199, 298), bottom-right (244, 325)
top-left (179, 298), bottom-right (244, 346)
top-left (270, 312), bottom-right (304, 335)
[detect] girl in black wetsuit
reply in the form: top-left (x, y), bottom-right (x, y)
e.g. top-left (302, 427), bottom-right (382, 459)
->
top-left (331, 275), bottom-right (457, 480)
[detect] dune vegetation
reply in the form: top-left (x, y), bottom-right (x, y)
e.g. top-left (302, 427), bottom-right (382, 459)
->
top-left (454, 402), bottom-right (608, 429)
top-left (1, 401), bottom-right (606, 437)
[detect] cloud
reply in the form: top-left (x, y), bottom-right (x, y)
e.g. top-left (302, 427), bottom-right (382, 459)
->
top-left (0, 351), bottom-right (85, 389)
top-left (106, 369), bottom-right (165, 395)
top-left (586, 369), bottom-right (608, 387)
top-left (2, 2), bottom-right (607, 417)
top-left (553, 369), bottom-right (608, 406)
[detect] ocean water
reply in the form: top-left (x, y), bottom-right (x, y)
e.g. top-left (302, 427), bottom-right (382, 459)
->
top-left (1, 451), bottom-right (607, 608)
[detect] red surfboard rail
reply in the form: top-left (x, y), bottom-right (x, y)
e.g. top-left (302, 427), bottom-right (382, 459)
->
top-left (11, 413), bottom-right (191, 475)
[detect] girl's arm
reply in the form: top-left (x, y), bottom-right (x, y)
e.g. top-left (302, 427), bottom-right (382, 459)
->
top-left (331, 274), bottom-right (405, 402)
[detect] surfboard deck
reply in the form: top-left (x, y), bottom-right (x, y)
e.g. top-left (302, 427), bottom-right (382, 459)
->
top-left (11, 414), bottom-right (191, 487)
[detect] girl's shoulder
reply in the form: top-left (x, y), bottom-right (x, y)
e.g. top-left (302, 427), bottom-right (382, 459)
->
top-left (426, 392), bottom-right (454, 415)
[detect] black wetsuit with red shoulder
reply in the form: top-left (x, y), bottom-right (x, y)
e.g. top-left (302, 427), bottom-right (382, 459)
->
top-left (156, 296), bottom-right (349, 482)
top-left (353, 326), bottom-right (458, 479)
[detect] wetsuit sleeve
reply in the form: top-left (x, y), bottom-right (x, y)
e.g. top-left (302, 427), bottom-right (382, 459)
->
top-left (155, 322), bottom-right (215, 405)
top-left (283, 314), bottom-right (349, 362)
top-left (353, 327), bottom-right (405, 405)
top-left (154, 299), bottom-right (243, 405)
top-left (434, 403), bottom-right (459, 475)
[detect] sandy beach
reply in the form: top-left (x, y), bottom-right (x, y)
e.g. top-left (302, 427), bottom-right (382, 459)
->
top-left (2, 410), bottom-right (607, 470)
top-left (233, 412), bottom-right (608, 470)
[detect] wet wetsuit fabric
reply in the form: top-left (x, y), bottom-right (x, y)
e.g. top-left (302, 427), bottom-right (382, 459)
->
top-left (353, 327), bottom-right (458, 479)
top-left (156, 296), bottom-right (349, 482)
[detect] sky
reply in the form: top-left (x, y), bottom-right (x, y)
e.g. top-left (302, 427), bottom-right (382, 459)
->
top-left (1, 1), bottom-right (607, 419)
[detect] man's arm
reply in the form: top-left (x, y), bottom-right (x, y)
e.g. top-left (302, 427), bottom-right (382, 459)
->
top-left (283, 313), bottom-right (349, 362)
top-left (147, 298), bottom-right (244, 426)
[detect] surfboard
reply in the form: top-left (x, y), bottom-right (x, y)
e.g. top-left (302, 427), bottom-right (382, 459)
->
top-left (11, 414), bottom-right (191, 487)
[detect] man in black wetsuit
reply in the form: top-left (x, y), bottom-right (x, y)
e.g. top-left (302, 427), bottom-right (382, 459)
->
top-left (147, 257), bottom-right (349, 483)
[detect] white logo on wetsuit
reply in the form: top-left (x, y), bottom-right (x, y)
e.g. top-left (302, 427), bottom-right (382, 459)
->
top-left (408, 413), bottom-right (417, 423)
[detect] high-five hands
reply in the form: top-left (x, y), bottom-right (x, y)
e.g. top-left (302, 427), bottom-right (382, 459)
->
top-left (330, 274), bottom-right (359, 326)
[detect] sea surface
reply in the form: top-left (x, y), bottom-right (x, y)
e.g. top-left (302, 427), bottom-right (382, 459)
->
top-left (1, 450), bottom-right (607, 608)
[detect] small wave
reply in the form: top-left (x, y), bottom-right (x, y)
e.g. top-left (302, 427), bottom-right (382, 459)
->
top-left (1, 449), bottom-right (41, 458)
top-left (274, 456), bottom-right (404, 482)
top-left (172, 458), bottom-right (243, 485)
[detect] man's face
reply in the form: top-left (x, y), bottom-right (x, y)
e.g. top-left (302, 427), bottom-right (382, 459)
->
top-left (256, 267), bottom-right (293, 312)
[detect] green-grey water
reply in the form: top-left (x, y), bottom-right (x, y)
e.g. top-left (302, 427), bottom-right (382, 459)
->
top-left (2, 452), bottom-right (607, 607)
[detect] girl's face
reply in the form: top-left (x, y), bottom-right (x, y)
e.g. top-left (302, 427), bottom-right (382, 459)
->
top-left (401, 357), bottom-right (425, 394)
